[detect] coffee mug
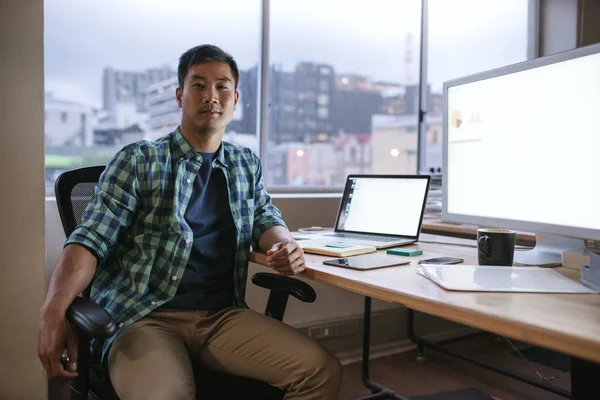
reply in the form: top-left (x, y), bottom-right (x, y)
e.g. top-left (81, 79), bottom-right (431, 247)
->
top-left (477, 228), bottom-right (516, 266)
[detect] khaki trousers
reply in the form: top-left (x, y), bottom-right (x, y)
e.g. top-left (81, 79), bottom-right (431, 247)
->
top-left (108, 307), bottom-right (342, 400)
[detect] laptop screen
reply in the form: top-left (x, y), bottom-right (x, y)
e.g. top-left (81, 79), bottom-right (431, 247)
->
top-left (335, 175), bottom-right (430, 238)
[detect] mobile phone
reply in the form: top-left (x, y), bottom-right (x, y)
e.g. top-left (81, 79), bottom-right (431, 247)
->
top-left (418, 257), bottom-right (464, 265)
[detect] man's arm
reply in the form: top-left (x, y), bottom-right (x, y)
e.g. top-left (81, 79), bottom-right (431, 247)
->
top-left (259, 225), bottom-right (306, 276)
top-left (249, 152), bottom-right (306, 276)
top-left (38, 146), bottom-right (140, 380)
top-left (38, 244), bottom-right (97, 380)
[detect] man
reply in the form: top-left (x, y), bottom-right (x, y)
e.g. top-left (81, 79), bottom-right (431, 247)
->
top-left (38, 44), bottom-right (342, 399)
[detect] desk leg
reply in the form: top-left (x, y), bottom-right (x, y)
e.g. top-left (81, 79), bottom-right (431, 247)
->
top-left (571, 357), bottom-right (600, 400)
top-left (357, 296), bottom-right (411, 400)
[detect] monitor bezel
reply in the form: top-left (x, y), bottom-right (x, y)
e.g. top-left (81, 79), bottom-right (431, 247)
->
top-left (442, 42), bottom-right (600, 241)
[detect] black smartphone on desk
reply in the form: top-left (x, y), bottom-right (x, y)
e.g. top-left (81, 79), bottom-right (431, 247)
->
top-left (418, 257), bottom-right (464, 265)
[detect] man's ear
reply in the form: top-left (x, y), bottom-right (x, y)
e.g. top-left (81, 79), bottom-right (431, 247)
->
top-left (234, 90), bottom-right (240, 108)
top-left (175, 87), bottom-right (183, 108)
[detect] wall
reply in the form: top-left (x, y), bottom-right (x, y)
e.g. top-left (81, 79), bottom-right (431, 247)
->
top-left (0, 1), bottom-right (47, 399)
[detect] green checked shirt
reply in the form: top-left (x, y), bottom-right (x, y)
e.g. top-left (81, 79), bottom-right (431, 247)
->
top-left (65, 127), bottom-right (286, 357)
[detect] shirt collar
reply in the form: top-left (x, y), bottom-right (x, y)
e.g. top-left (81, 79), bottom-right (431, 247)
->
top-left (171, 126), bottom-right (229, 169)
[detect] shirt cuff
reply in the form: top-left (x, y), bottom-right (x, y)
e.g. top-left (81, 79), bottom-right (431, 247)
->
top-left (64, 226), bottom-right (110, 264)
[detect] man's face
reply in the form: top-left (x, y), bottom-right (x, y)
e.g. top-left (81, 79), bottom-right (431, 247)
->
top-left (176, 61), bottom-right (239, 136)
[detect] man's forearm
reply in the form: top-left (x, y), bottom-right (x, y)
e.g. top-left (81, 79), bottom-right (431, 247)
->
top-left (42, 244), bottom-right (97, 315)
top-left (258, 225), bottom-right (294, 252)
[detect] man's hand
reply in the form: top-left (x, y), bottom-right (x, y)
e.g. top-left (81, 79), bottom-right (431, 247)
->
top-left (266, 240), bottom-right (306, 276)
top-left (38, 306), bottom-right (79, 381)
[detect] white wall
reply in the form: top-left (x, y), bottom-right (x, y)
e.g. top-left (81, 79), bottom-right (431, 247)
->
top-left (0, 1), bottom-right (47, 399)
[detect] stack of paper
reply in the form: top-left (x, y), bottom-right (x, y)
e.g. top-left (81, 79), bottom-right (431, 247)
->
top-left (417, 264), bottom-right (597, 293)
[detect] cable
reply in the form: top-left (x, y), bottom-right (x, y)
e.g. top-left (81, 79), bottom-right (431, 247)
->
top-left (499, 336), bottom-right (558, 383)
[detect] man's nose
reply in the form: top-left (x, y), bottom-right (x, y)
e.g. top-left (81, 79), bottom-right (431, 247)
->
top-left (203, 87), bottom-right (218, 103)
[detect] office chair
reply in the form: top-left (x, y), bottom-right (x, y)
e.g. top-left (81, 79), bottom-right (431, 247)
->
top-left (54, 165), bottom-right (317, 400)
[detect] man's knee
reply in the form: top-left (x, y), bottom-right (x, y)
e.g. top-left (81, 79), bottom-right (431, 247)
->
top-left (108, 319), bottom-right (196, 400)
top-left (300, 343), bottom-right (343, 389)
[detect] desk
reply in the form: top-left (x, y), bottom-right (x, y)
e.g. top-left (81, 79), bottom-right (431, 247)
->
top-left (251, 233), bottom-right (600, 400)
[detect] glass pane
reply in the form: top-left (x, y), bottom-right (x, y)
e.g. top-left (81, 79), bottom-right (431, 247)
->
top-left (44, 0), bottom-right (260, 191)
top-left (268, 0), bottom-right (422, 188)
top-left (424, 0), bottom-right (529, 174)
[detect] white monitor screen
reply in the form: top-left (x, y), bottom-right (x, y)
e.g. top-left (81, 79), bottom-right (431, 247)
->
top-left (336, 177), bottom-right (429, 237)
top-left (445, 49), bottom-right (600, 233)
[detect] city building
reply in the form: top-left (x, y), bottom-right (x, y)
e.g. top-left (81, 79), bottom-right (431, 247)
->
top-left (102, 65), bottom-right (176, 112)
top-left (44, 92), bottom-right (95, 148)
top-left (370, 114), bottom-right (419, 175)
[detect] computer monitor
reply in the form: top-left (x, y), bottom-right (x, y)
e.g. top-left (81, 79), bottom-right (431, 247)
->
top-left (442, 43), bottom-right (600, 266)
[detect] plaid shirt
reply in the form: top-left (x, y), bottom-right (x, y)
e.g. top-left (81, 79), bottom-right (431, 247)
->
top-left (65, 128), bottom-right (286, 357)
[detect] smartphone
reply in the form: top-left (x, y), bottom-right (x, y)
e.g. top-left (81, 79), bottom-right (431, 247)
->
top-left (418, 257), bottom-right (464, 265)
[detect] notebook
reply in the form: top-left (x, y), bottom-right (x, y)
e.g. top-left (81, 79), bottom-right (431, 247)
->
top-left (296, 239), bottom-right (376, 257)
top-left (417, 264), bottom-right (597, 293)
top-left (305, 175), bottom-right (430, 249)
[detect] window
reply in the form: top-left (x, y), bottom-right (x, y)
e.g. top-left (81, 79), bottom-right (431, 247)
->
top-left (44, 0), bottom-right (536, 193)
top-left (267, 0), bottom-right (422, 188)
top-left (421, 0), bottom-right (531, 174)
top-left (44, 0), bottom-right (260, 191)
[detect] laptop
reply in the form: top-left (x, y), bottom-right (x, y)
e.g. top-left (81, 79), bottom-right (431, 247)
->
top-left (310, 174), bottom-right (431, 249)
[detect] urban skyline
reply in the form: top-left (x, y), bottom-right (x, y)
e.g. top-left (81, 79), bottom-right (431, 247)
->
top-left (44, 1), bottom-right (528, 110)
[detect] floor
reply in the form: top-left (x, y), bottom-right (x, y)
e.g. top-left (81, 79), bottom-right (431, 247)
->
top-left (340, 334), bottom-right (571, 400)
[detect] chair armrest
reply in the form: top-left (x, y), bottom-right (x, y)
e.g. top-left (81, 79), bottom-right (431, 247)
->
top-left (66, 297), bottom-right (117, 338)
top-left (251, 272), bottom-right (316, 303)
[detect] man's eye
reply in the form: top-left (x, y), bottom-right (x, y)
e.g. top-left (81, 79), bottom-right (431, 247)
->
top-left (193, 83), bottom-right (204, 88)
top-left (219, 85), bottom-right (229, 90)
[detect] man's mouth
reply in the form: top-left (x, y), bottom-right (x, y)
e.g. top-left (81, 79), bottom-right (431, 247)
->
top-left (200, 108), bottom-right (222, 115)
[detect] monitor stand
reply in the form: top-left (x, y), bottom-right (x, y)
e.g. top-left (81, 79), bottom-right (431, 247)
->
top-left (513, 233), bottom-right (586, 267)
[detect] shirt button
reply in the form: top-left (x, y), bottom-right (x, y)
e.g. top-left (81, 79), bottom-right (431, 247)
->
top-left (118, 322), bottom-right (124, 328)
top-left (172, 275), bottom-right (178, 281)
top-left (151, 301), bottom-right (156, 305)
top-left (186, 178), bottom-right (191, 183)
top-left (196, 156), bottom-right (201, 161)
top-left (179, 157), bottom-right (184, 161)
top-left (185, 239), bottom-right (190, 244)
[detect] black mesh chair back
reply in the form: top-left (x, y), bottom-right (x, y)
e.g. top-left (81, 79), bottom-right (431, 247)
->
top-left (55, 165), bottom-right (105, 236)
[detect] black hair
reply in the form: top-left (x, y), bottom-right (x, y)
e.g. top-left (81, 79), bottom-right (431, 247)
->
top-left (177, 44), bottom-right (239, 90)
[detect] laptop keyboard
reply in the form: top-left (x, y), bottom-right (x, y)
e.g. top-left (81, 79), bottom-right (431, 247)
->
top-left (327, 233), bottom-right (400, 242)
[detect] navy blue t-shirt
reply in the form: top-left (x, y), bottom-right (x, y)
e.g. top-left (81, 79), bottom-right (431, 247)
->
top-left (164, 151), bottom-right (236, 310)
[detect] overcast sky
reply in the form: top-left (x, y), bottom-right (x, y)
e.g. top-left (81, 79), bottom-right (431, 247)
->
top-left (44, 0), bottom-right (528, 108)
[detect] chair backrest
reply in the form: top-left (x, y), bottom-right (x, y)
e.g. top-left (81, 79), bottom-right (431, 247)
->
top-left (55, 166), bottom-right (106, 237)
